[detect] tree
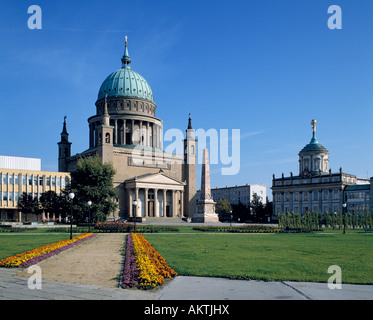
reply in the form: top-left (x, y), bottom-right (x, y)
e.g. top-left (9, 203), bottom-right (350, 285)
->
top-left (18, 192), bottom-right (42, 220)
top-left (250, 193), bottom-right (266, 222)
top-left (215, 198), bottom-right (232, 221)
top-left (70, 156), bottom-right (118, 222)
top-left (40, 190), bottom-right (70, 221)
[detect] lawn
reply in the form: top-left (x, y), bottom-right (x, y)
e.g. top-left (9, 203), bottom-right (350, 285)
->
top-left (0, 234), bottom-right (73, 260)
top-left (144, 233), bottom-right (373, 284)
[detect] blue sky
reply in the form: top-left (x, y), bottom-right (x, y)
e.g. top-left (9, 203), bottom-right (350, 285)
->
top-left (1, 0), bottom-right (373, 200)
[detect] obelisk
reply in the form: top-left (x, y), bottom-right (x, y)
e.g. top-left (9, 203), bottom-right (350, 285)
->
top-left (193, 149), bottom-right (219, 223)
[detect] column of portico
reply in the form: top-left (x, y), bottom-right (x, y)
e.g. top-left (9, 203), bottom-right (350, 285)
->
top-left (144, 188), bottom-right (149, 217)
top-left (180, 190), bottom-right (184, 217)
top-left (128, 188), bottom-right (132, 217)
top-left (163, 189), bottom-right (167, 217)
top-left (171, 190), bottom-right (176, 217)
top-left (135, 187), bottom-right (139, 217)
top-left (154, 189), bottom-right (159, 217)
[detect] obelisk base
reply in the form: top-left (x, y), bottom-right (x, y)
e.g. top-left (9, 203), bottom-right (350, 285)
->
top-left (192, 199), bottom-right (220, 223)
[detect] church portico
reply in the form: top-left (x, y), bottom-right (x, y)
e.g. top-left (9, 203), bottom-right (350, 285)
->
top-left (125, 172), bottom-right (185, 220)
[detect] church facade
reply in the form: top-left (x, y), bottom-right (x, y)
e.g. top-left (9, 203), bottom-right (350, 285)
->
top-left (58, 38), bottom-right (197, 221)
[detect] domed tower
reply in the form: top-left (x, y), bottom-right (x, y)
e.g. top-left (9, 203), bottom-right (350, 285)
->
top-left (298, 119), bottom-right (329, 176)
top-left (88, 36), bottom-right (163, 163)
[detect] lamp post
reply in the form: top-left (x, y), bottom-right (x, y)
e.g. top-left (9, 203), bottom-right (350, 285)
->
top-left (342, 203), bottom-right (347, 234)
top-left (230, 210), bottom-right (233, 227)
top-left (87, 200), bottom-right (92, 233)
top-left (68, 192), bottom-right (75, 240)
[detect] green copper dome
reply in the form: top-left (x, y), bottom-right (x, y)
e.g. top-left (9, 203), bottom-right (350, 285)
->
top-left (300, 134), bottom-right (329, 153)
top-left (97, 40), bottom-right (154, 103)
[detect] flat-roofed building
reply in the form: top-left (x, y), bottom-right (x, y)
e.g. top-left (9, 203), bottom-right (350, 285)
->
top-left (210, 184), bottom-right (267, 207)
top-left (0, 156), bottom-right (70, 222)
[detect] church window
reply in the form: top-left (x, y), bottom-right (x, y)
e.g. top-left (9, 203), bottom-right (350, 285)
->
top-left (191, 145), bottom-right (194, 154)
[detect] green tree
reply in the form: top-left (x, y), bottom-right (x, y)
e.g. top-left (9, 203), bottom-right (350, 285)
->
top-left (250, 193), bottom-right (265, 221)
top-left (18, 192), bottom-right (42, 220)
top-left (70, 156), bottom-right (118, 222)
top-left (40, 190), bottom-right (70, 221)
top-left (215, 198), bottom-right (232, 221)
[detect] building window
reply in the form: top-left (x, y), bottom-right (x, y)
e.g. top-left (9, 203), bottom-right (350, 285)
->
top-left (46, 177), bottom-right (51, 186)
top-left (22, 176), bottom-right (27, 186)
top-left (313, 191), bottom-right (319, 201)
top-left (2, 174), bottom-right (7, 185)
top-left (57, 178), bottom-right (61, 187)
top-left (52, 177), bottom-right (56, 187)
top-left (14, 175), bottom-right (19, 185)
top-left (15, 192), bottom-right (19, 202)
top-left (33, 177), bottom-right (37, 186)
top-left (28, 176), bottom-right (32, 186)
top-left (39, 177), bottom-right (43, 186)
top-left (9, 175), bottom-right (14, 185)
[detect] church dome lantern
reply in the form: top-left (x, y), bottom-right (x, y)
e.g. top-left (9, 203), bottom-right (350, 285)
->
top-left (97, 37), bottom-right (154, 103)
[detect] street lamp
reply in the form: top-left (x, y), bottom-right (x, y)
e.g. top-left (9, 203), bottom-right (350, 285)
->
top-left (87, 200), bottom-right (92, 232)
top-left (230, 210), bottom-right (233, 227)
top-left (68, 192), bottom-right (75, 240)
top-left (342, 203), bottom-right (347, 234)
top-left (133, 200), bottom-right (137, 233)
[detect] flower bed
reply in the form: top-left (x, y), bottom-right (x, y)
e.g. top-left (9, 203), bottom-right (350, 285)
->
top-left (121, 233), bottom-right (177, 290)
top-left (193, 225), bottom-right (282, 233)
top-left (94, 221), bottom-right (134, 233)
top-left (121, 234), bottom-right (139, 288)
top-left (0, 233), bottom-right (96, 268)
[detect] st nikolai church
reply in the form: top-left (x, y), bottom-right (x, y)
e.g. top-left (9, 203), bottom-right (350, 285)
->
top-left (57, 37), bottom-right (198, 221)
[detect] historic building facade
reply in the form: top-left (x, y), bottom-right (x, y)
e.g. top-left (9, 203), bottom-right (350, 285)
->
top-left (58, 38), bottom-right (197, 221)
top-left (271, 120), bottom-right (371, 220)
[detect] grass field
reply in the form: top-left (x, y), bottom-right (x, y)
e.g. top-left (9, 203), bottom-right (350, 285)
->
top-left (1, 230), bottom-right (372, 285)
top-left (0, 234), bottom-right (74, 260)
top-left (144, 233), bottom-right (373, 284)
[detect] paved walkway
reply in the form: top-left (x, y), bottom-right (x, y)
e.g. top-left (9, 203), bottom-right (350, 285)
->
top-left (1, 268), bottom-right (372, 300)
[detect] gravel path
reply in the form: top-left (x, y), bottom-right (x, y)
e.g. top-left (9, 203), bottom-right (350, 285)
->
top-left (16, 233), bottom-right (125, 288)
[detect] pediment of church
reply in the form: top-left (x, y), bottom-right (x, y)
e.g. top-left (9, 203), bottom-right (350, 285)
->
top-left (125, 172), bottom-right (185, 189)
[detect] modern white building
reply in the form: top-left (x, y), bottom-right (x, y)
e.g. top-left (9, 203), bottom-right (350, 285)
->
top-left (0, 156), bottom-right (70, 222)
top-left (210, 184), bottom-right (267, 207)
top-left (0, 155), bottom-right (41, 171)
